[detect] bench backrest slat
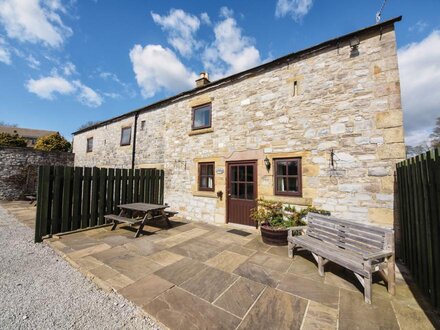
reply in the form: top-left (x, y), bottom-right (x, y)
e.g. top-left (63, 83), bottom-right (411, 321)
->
top-left (306, 213), bottom-right (392, 255)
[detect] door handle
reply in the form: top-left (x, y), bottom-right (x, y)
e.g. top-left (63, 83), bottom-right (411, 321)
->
top-left (228, 194), bottom-right (231, 197)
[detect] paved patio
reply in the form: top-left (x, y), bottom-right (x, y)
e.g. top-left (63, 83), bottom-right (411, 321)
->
top-left (2, 201), bottom-right (438, 330)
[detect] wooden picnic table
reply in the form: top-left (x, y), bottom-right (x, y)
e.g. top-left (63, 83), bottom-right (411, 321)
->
top-left (104, 203), bottom-right (177, 238)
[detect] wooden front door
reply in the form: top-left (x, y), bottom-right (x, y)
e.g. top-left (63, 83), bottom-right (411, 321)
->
top-left (227, 161), bottom-right (257, 226)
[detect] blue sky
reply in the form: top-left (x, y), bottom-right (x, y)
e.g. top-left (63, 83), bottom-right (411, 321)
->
top-left (0, 0), bottom-right (439, 146)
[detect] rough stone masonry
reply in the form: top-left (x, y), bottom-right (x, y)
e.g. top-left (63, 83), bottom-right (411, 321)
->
top-left (72, 19), bottom-right (405, 227)
top-left (0, 147), bottom-right (74, 200)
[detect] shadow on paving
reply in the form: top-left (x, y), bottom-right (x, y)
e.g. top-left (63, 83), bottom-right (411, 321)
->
top-left (1, 200), bottom-right (438, 330)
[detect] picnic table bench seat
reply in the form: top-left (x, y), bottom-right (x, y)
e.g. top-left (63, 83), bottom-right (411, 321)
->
top-left (288, 213), bottom-right (395, 304)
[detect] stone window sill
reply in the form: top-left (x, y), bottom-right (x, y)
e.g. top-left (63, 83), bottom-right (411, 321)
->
top-left (262, 195), bottom-right (312, 206)
top-left (188, 128), bottom-right (214, 136)
top-left (192, 191), bottom-right (217, 198)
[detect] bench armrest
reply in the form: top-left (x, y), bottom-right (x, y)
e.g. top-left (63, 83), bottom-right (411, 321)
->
top-left (362, 251), bottom-right (393, 260)
top-left (288, 226), bottom-right (307, 237)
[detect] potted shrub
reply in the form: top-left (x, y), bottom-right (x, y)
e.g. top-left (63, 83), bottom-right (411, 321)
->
top-left (250, 199), bottom-right (330, 246)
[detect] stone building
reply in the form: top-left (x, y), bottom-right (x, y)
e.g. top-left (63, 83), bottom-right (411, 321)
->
top-left (0, 126), bottom-right (57, 147)
top-left (73, 17), bottom-right (405, 227)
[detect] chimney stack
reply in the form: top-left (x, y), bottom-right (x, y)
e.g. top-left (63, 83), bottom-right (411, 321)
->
top-left (196, 72), bottom-right (210, 87)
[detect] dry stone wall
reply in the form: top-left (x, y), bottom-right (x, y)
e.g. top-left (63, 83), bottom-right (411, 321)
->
top-left (73, 25), bottom-right (405, 226)
top-left (0, 147), bottom-right (74, 200)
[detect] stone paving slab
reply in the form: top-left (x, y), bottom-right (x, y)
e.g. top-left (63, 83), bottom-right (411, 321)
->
top-left (143, 286), bottom-right (241, 330)
top-left (238, 287), bottom-right (308, 329)
top-left (213, 277), bottom-right (265, 318)
top-left (2, 200), bottom-right (438, 330)
top-left (180, 266), bottom-right (238, 302)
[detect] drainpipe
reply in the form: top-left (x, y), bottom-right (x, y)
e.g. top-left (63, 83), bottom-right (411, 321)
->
top-left (131, 112), bottom-right (139, 170)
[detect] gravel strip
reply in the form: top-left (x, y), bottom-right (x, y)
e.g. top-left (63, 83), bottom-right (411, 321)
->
top-left (0, 206), bottom-right (161, 330)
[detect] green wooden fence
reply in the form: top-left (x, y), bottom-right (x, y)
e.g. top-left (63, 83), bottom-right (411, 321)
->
top-left (35, 166), bottom-right (164, 243)
top-left (396, 148), bottom-right (440, 308)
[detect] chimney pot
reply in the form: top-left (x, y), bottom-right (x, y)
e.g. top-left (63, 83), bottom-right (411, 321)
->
top-left (196, 71), bottom-right (210, 87)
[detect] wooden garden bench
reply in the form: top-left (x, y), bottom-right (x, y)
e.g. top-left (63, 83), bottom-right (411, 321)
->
top-left (288, 213), bottom-right (395, 304)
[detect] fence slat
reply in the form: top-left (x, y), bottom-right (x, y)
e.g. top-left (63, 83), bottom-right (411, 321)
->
top-left (107, 169), bottom-right (114, 215)
top-left (121, 169), bottom-right (127, 204)
top-left (40, 166), bottom-right (52, 237)
top-left (90, 167), bottom-right (99, 227)
top-left (71, 167), bottom-right (83, 231)
top-left (82, 167), bottom-right (92, 228)
top-left (114, 169), bottom-right (121, 213)
top-left (127, 169), bottom-right (134, 203)
top-left (134, 169), bottom-right (140, 203)
top-left (61, 167), bottom-right (73, 232)
top-left (159, 169), bottom-right (165, 205)
top-left (51, 166), bottom-right (63, 234)
top-left (139, 170), bottom-right (145, 203)
top-left (98, 168), bottom-right (107, 225)
top-left (34, 166), bottom-right (45, 242)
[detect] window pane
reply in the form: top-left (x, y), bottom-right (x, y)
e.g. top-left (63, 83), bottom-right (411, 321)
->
top-left (193, 105), bottom-right (211, 128)
top-left (207, 164), bottom-right (214, 175)
top-left (207, 176), bottom-right (214, 189)
top-left (231, 183), bottom-right (238, 198)
top-left (277, 177), bottom-right (287, 192)
top-left (238, 166), bottom-right (245, 181)
top-left (277, 162), bottom-right (287, 175)
top-left (200, 176), bottom-right (208, 188)
top-left (121, 127), bottom-right (131, 145)
top-left (238, 183), bottom-right (246, 199)
top-left (246, 183), bottom-right (254, 200)
top-left (231, 166), bottom-right (238, 181)
top-left (288, 177), bottom-right (298, 192)
top-left (288, 161), bottom-right (298, 175)
top-left (246, 165), bottom-right (253, 182)
top-left (200, 165), bottom-right (207, 175)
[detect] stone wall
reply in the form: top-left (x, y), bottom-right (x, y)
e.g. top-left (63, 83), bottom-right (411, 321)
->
top-left (73, 24), bottom-right (405, 227)
top-left (0, 147), bottom-right (74, 200)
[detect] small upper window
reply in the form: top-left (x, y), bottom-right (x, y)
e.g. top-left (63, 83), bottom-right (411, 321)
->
top-left (198, 162), bottom-right (215, 191)
top-left (274, 158), bottom-right (302, 196)
top-left (140, 120), bottom-right (146, 131)
top-left (192, 103), bottom-right (212, 130)
top-left (120, 126), bottom-right (132, 146)
top-left (86, 137), bottom-right (93, 153)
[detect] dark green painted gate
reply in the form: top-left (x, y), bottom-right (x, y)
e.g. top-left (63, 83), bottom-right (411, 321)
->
top-left (35, 166), bottom-right (164, 242)
top-left (396, 148), bottom-right (440, 308)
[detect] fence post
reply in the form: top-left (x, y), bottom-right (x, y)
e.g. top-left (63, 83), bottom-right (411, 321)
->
top-left (34, 166), bottom-right (44, 243)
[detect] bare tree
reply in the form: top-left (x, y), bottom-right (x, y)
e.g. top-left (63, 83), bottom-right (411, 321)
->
top-left (0, 121), bottom-right (18, 127)
top-left (430, 117), bottom-right (440, 148)
top-left (77, 120), bottom-right (100, 131)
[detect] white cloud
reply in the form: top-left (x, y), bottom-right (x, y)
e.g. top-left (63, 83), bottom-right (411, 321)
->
top-left (25, 75), bottom-right (75, 99)
top-left (398, 30), bottom-right (440, 146)
top-left (25, 75), bottom-right (103, 107)
top-left (62, 61), bottom-right (76, 76)
top-left (275, 0), bottom-right (313, 22)
top-left (129, 44), bottom-right (197, 98)
top-left (26, 54), bottom-right (40, 69)
top-left (151, 9), bottom-right (201, 57)
top-left (73, 80), bottom-right (103, 107)
top-left (0, 36), bottom-right (11, 64)
top-left (203, 8), bottom-right (261, 79)
top-left (200, 12), bottom-right (211, 25)
top-left (409, 21), bottom-right (428, 33)
top-left (0, 0), bottom-right (72, 47)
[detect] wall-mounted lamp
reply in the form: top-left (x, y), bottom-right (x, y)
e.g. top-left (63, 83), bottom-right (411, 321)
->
top-left (349, 37), bottom-right (360, 57)
top-left (264, 156), bottom-right (271, 172)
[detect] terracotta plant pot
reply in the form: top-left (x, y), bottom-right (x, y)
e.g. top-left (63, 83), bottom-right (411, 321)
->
top-left (260, 225), bottom-right (288, 246)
